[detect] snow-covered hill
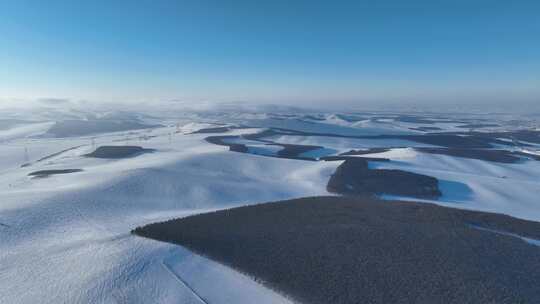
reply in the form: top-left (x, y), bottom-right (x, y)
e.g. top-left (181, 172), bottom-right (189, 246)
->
top-left (0, 122), bottom-right (336, 304)
top-left (1, 106), bottom-right (539, 303)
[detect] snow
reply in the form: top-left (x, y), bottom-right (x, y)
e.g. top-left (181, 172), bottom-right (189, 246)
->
top-left (266, 135), bottom-right (437, 154)
top-left (178, 122), bottom-right (222, 134)
top-left (358, 147), bottom-right (419, 160)
top-left (520, 148), bottom-right (540, 156)
top-left (0, 125), bottom-right (336, 304)
top-left (164, 247), bottom-right (295, 304)
top-left (0, 122), bottom-right (54, 142)
top-left (470, 225), bottom-right (540, 247)
top-left (2, 110), bottom-right (540, 303)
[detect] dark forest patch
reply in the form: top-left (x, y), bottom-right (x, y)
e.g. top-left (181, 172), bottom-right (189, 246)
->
top-left (327, 158), bottom-right (441, 198)
top-left (415, 148), bottom-right (526, 163)
top-left (340, 148), bottom-right (390, 155)
top-left (205, 129), bottom-right (540, 163)
top-left (205, 135), bottom-right (321, 160)
top-left (28, 169), bottom-right (83, 178)
top-left (191, 126), bottom-right (234, 134)
top-left (275, 144), bottom-right (322, 160)
top-left (84, 146), bottom-right (154, 159)
top-left (133, 196), bottom-right (540, 304)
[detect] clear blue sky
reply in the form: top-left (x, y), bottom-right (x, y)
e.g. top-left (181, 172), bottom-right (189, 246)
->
top-left (1, 0), bottom-right (539, 106)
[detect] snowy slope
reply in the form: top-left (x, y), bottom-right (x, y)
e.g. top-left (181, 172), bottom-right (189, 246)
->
top-left (266, 135), bottom-right (438, 153)
top-left (1, 108), bottom-right (539, 304)
top-left (0, 125), bottom-right (336, 304)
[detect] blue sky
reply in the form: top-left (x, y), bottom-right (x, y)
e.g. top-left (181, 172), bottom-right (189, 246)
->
top-left (1, 0), bottom-right (539, 106)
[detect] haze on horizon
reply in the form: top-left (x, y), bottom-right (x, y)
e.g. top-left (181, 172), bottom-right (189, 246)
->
top-left (1, 0), bottom-right (539, 108)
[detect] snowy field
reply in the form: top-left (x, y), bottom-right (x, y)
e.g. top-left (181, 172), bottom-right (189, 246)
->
top-left (0, 123), bottom-right (335, 304)
top-left (1, 106), bottom-right (540, 303)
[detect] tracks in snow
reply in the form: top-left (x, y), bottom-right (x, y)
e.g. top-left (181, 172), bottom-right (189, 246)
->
top-left (161, 260), bottom-right (210, 304)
